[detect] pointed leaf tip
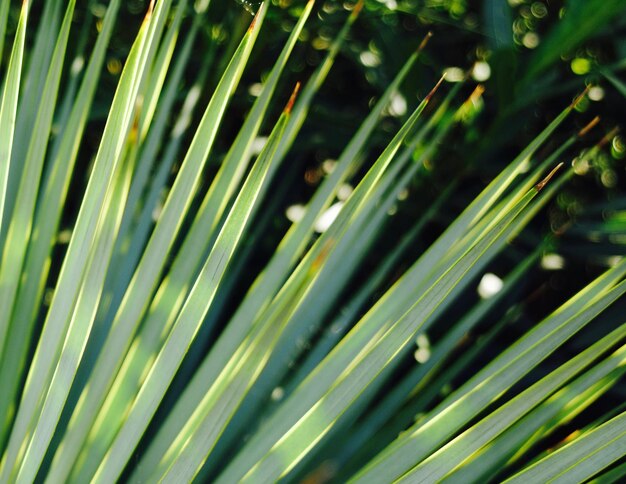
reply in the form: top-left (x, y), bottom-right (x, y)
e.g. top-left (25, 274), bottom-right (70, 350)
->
top-left (418, 31), bottom-right (434, 53)
top-left (577, 116), bottom-right (601, 138)
top-left (141, 0), bottom-right (154, 23)
top-left (285, 82), bottom-right (301, 114)
top-left (535, 162), bottom-right (564, 191)
top-left (570, 85), bottom-right (591, 110)
top-left (470, 84), bottom-right (485, 101)
top-left (248, 2), bottom-right (264, 32)
top-left (597, 127), bottom-right (620, 149)
top-left (351, 0), bottom-right (364, 19)
top-left (425, 74), bottom-right (446, 102)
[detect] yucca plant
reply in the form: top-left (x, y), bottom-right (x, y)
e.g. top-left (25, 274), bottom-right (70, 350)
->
top-left (0, 0), bottom-right (625, 482)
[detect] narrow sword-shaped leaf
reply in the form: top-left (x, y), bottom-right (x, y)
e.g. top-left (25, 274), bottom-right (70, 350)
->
top-left (140, 83), bottom-right (440, 483)
top-left (0, 0), bottom-right (28, 344)
top-left (87, 0), bottom-right (199, 364)
top-left (338, 309), bottom-right (521, 481)
top-left (331, 97), bottom-right (581, 371)
top-left (333, 250), bottom-right (540, 473)
top-left (0, 2), bottom-right (163, 478)
top-left (271, 0), bottom-right (364, 165)
top-left (16, 132), bottom-right (135, 484)
top-left (504, 408), bottom-right (626, 484)
top-left (48, 23), bottom-right (207, 484)
top-left (0, 0), bottom-right (27, 244)
top-left (133, 21), bottom-right (424, 479)
top-left (227, 179), bottom-right (540, 484)
top-left (588, 459), bottom-right (626, 483)
top-left (228, 30), bottom-right (434, 349)
top-left (280, 181), bottom-right (457, 405)
top-left (0, 0), bottom-right (76, 363)
top-left (238, 155), bottom-right (564, 484)
top-left (202, 100), bottom-right (459, 481)
top-left (241, 98), bottom-right (462, 434)
top-left (92, 82), bottom-right (293, 484)
top-left (352, 260), bottom-right (626, 483)
top-left (0, 0), bottom-right (121, 444)
top-left (442, 348), bottom-right (626, 483)
top-left (396, 322), bottom-right (626, 482)
top-left (138, 0), bottom-right (191, 141)
top-left (119, 0), bottom-right (313, 371)
top-left (217, 96), bottom-right (540, 478)
top-left (2, 0), bottom-right (61, 225)
top-left (0, 0), bottom-right (10, 68)
top-left (59, 7), bottom-right (267, 480)
top-left (100, 0), bottom-right (311, 399)
top-left (64, 65), bottom-right (211, 484)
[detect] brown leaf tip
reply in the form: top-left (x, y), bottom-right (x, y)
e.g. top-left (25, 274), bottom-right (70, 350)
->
top-left (597, 127), bottom-right (620, 150)
top-left (570, 85), bottom-right (591, 110)
top-left (469, 84), bottom-right (485, 103)
top-left (351, 0), bottom-right (364, 19)
top-left (535, 162), bottom-right (564, 192)
top-left (248, 2), bottom-right (264, 32)
top-left (141, 0), bottom-right (154, 24)
top-left (577, 116), bottom-right (601, 138)
top-left (425, 74), bottom-right (446, 102)
top-left (285, 82), bottom-right (301, 114)
top-left (417, 31), bottom-right (434, 53)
